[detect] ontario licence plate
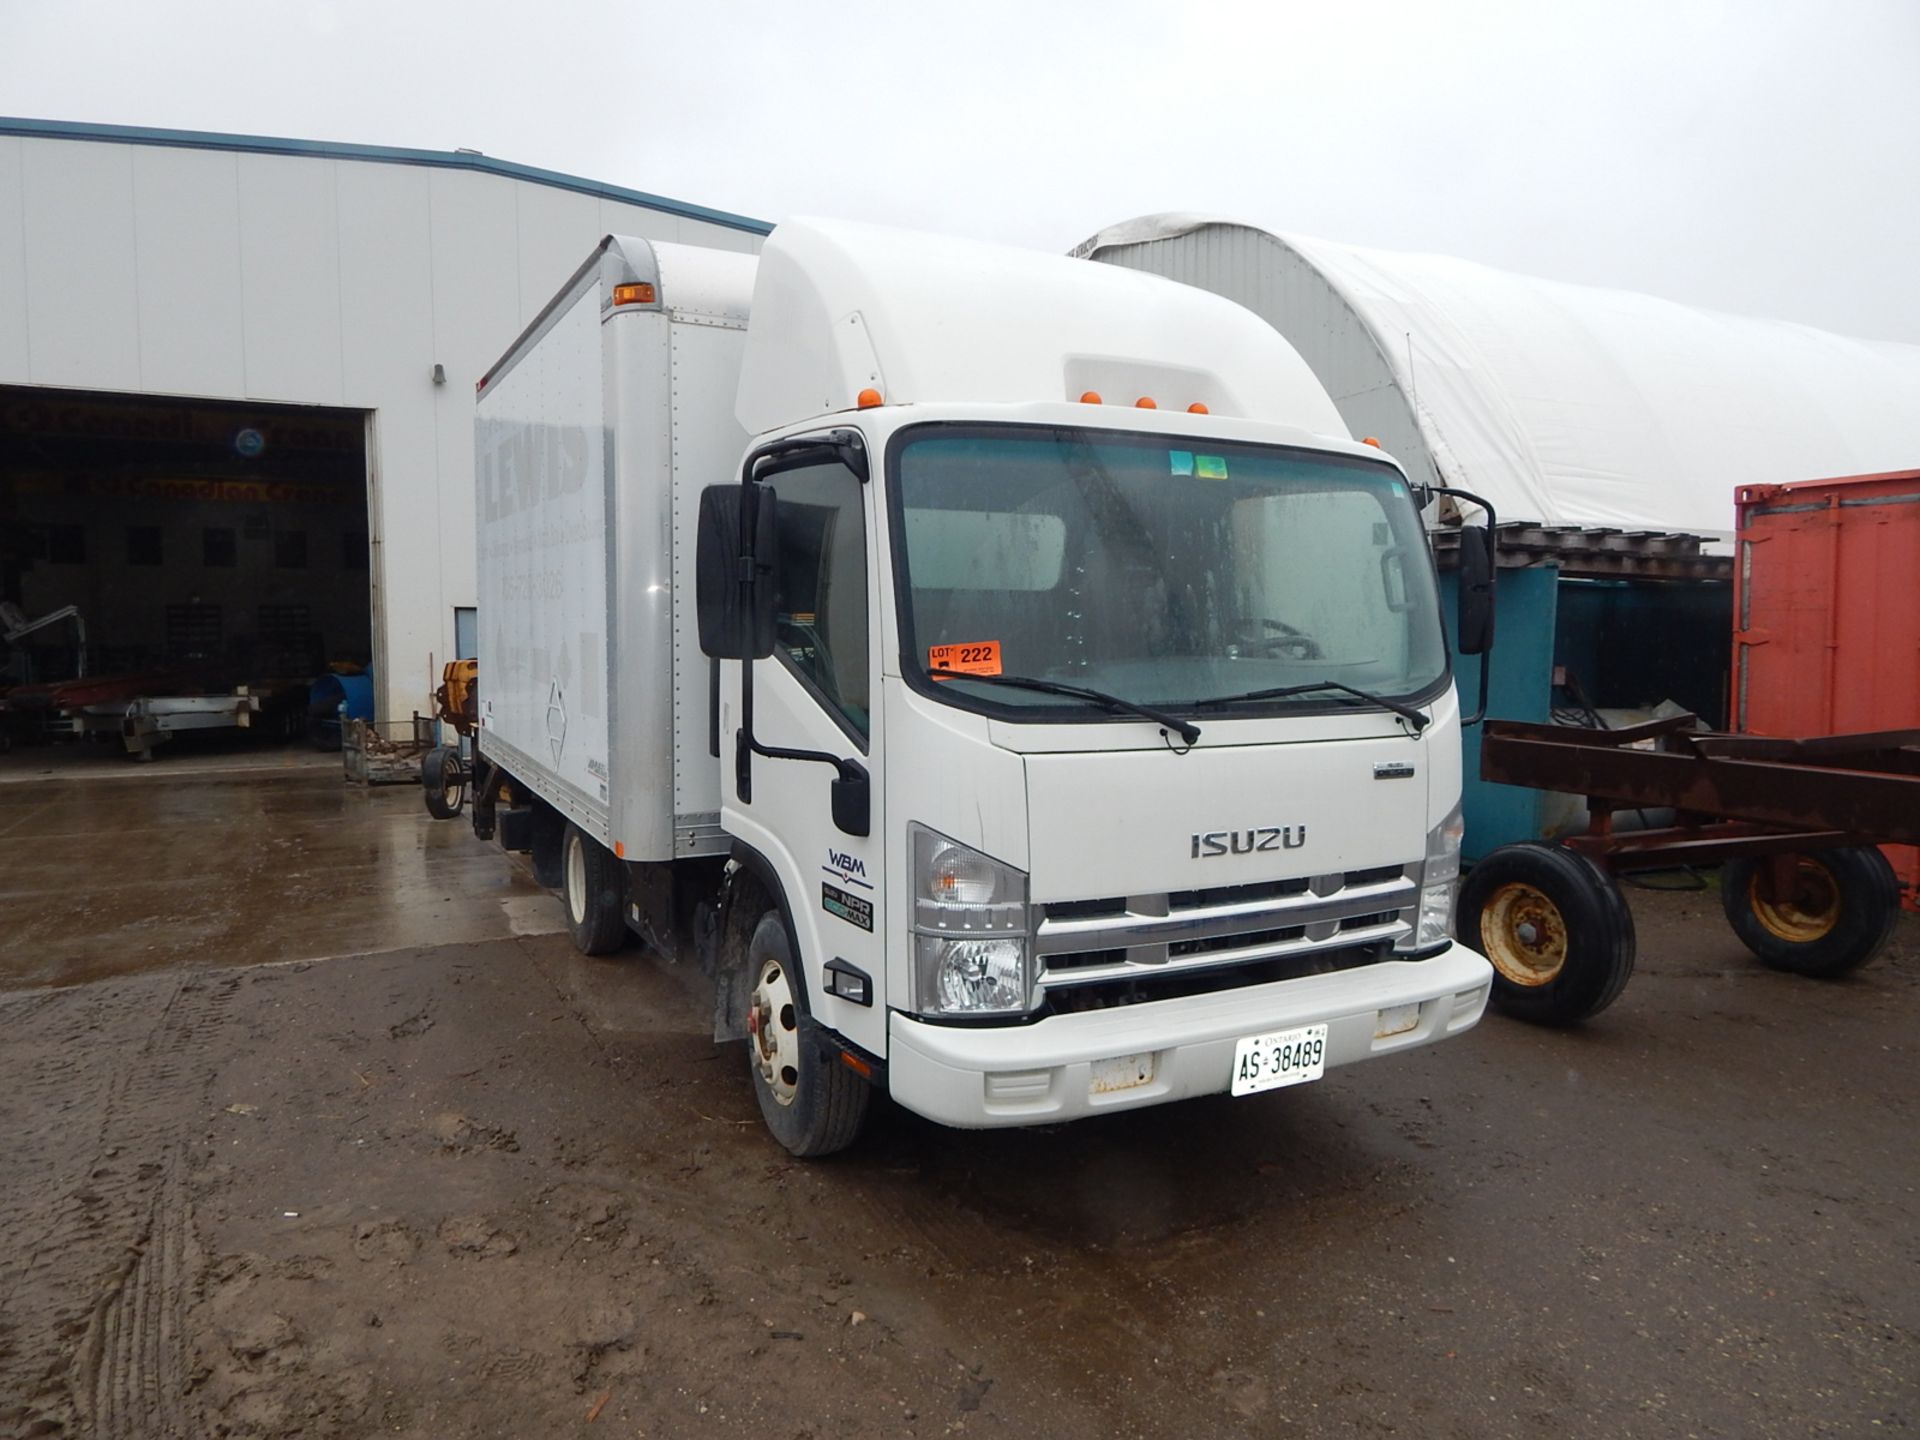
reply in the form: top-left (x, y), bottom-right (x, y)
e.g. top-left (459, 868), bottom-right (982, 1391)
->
top-left (1230, 1024), bottom-right (1328, 1096)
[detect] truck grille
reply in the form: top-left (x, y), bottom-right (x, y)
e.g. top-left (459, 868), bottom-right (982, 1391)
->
top-left (1035, 864), bottom-right (1419, 992)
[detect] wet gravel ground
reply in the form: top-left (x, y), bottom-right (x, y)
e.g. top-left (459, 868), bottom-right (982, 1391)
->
top-left (1, 771), bottom-right (1915, 1438)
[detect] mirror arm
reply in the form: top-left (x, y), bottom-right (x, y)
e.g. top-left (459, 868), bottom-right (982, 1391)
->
top-left (733, 470), bottom-right (762, 800)
top-left (1427, 485), bottom-right (1497, 531)
top-left (748, 737), bottom-right (864, 784)
top-left (1428, 486), bottom-right (1498, 727)
top-left (733, 720), bottom-right (869, 836)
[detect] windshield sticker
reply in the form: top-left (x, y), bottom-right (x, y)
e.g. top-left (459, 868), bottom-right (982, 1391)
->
top-left (928, 641), bottom-right (1002, 678)
top-left (1195, 455), bottom-right (1229, 480)
top-left (1169, 450), bottom-right (1195, 476)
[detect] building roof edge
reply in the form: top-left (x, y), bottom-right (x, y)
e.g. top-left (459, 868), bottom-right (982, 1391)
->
top-left (0, 115), bottom-right (772, 235)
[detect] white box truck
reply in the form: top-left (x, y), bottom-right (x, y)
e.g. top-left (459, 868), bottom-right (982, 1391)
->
top-left (469, 219), bottom-right (1497, 1155)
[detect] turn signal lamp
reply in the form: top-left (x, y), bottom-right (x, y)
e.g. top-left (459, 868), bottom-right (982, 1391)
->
top-left (928, 844), bottom-right (999, 906)
top-left (612, 282), bottom-right (656, 306)
top-left (856, 387), bottom-right (883, 408)
top-left (1188, 402), bottom-right (1209, 415)
top-left (1079, 391), bottom-right (1103, 404)
top-left (1135, 397), bottom-right (1157, 409)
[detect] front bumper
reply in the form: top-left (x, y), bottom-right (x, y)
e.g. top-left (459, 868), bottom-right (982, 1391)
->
top-left (886, 943), bottom-right (1492, 1129)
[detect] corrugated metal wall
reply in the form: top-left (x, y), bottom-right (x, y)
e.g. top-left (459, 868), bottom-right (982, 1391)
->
top-left (0, 132), bottom-right (764, 721)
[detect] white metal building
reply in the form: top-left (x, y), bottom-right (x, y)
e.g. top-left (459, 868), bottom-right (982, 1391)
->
top-left (0, 118), bottom-right (768, 726)
top-left (1077, 215), bottom-right (1920, 541)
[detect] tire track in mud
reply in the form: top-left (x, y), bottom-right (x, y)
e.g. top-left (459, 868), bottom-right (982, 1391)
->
top-left (0, 973), bottom-right (238, 1437)
top-left (70, 1151), bottom-right (198, 1439)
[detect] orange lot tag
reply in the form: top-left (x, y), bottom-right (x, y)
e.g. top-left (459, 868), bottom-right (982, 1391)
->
top-left (928, 641), bottom-right (1003, 678)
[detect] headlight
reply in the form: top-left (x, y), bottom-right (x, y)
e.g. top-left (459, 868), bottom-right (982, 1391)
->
top-left (914, 936), bottom-right (1027, 1012)
top-left (1397, 802), bottom-right (1463, 952)
top-left (910, 825), bottom-right (1032, 1016)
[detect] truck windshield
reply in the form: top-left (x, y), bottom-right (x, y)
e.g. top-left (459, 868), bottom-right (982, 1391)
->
top-left (890, 425), bottom-right (1448, 721)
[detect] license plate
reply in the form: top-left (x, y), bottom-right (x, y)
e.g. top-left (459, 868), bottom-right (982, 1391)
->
top-left (1230, 1024), bottom-right (1328, 1096)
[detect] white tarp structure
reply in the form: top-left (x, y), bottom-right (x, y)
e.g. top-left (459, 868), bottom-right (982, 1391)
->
top-left (1078, 215), bottom-right (1920, 541)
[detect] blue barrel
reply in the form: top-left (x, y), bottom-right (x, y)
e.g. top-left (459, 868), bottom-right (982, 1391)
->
top-left (309, 670), bottom-right (374, 721)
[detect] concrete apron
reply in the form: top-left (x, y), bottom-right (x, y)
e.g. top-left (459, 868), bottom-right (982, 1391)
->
top-left (0, 770), bottom-right (560, 992)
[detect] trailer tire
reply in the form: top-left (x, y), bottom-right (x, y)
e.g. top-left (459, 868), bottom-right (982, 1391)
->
top-left (1720, 846), bottom-right (1898, 978)
top-left (743, 910), bottom-right (868, 1158)
top-left (421, 746), bottom-right (466, 820)
top-left (1460, 843), bottom-right (1636, 1025)
top-left (562, 823), bottom-right (627, 956)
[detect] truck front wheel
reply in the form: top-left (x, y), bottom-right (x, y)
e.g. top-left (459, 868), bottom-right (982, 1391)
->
top-left (1459, 842), bottom-right (1636, 1025)
top-left (1720, 847), bottom-right (1898, 978)
top-left (562, 823), bottom-right (627, 955)
top-left (744, 911), bottom-right (868, 1157)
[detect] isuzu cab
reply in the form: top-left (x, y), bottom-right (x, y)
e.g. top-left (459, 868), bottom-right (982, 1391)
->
top-left (469, 219), bottom-right (1497, 1155)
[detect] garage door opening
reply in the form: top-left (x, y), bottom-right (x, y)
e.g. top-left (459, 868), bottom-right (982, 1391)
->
top-left (0, 385), bottom-right (373, 766)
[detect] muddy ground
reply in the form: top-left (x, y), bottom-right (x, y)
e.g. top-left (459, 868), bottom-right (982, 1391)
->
top-left (1, 769), bottom-right (1915, 1438)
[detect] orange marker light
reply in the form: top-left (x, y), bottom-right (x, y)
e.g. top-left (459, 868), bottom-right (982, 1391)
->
top-left (840, 1051), bottom-right (873, 1079)
top-left (1362, 436), bottom-right (1383, 448)
top-left (1079, 390), bottom-right (1103, 404)
top-left (612, 282), bottom-right (656, 306)
top-left (614, 840), bottom-right (625, 858)
top-left (1135, 397), bottom-right (1157, 409)
top-left (856, 387), bottom-right (883, 408)
top-left (1187, 402), bottom-right (1209, 415)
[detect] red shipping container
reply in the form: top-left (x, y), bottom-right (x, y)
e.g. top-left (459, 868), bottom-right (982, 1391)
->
top-left (1733, 468), bottom-right (1920, 906)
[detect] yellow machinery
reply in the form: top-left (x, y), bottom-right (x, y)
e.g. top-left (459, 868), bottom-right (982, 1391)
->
top-left (421, 658), bottom-right (477, 819)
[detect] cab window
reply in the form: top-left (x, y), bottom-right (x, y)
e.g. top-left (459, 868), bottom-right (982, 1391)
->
top-left (770, 460), bottom-right (869, 742)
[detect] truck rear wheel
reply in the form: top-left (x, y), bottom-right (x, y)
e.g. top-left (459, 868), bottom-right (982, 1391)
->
top-left (562, 823), bottom-right (628, 955)
top-left (1459, 842), bottom-right (1636, 1026)
top-left (744, 911), bottom-right (868, 1157)
top-left (1721, 847), bottom-right (1898, 978)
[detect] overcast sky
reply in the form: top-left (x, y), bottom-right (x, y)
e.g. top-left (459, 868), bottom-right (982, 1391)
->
top-left (5, 0), bottom-right (1918, 341)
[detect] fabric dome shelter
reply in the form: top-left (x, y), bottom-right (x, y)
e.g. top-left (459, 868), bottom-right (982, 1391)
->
top-left (1077, 215), bottom-right (1920, 542)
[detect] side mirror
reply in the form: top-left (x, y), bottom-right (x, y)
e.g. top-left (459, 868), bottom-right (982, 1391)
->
top-left (1455, 524), bottom-right (1496, 657)
top-left (696, 485), bottom-right (778, 659)
top-left (830, 760), bottom-right (871, 837)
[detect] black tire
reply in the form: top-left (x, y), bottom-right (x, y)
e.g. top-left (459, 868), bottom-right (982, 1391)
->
top-left (1720, 846), bottom-right (1899, 978)
top-left (421, 745), bottom-right (466, 820)
top-left (741, 910), bottom-right (869, 1157)
top-left (562, 823), bottom-right (627, 956)
top-left (1459, 842), bottom-right (1636, 1025)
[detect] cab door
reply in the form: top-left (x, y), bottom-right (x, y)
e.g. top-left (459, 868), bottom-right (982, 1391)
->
top-left (715, 444), bottom-right (886, 1059)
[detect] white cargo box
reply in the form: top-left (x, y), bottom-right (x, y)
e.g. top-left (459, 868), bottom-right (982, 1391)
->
top-left (474, 236), bottom-right (756, 861)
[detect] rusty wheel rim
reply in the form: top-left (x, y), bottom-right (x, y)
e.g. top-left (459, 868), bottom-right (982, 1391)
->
top-left (1481, 882), bottom-right (1569, 987)
top-left (748, 956), bottom-right (801, 1107)
top-left (1747, 858), bottom-right (1841, 944)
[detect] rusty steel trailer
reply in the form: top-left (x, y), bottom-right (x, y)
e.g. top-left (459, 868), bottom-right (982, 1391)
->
top-left (1461, 714), bottom-right (1919, 1024)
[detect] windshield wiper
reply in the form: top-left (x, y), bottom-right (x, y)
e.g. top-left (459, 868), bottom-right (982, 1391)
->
top-left (1192, 679), bottom-right (1429, 732)
top-left (927, 669), bottom-right (1202, 746)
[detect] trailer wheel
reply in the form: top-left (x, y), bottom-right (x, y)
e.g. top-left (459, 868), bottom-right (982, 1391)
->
top-left (1459, 843), bottom-right (1636, 1025)
top-left (1720, 847), bottom-right (1898, 978)
top-left (744, 911), bottom-right (868, 1158)
top-left (421, 745), bottom-right (467, 820)
top-left (562, 823), bottom-right (627, 955)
